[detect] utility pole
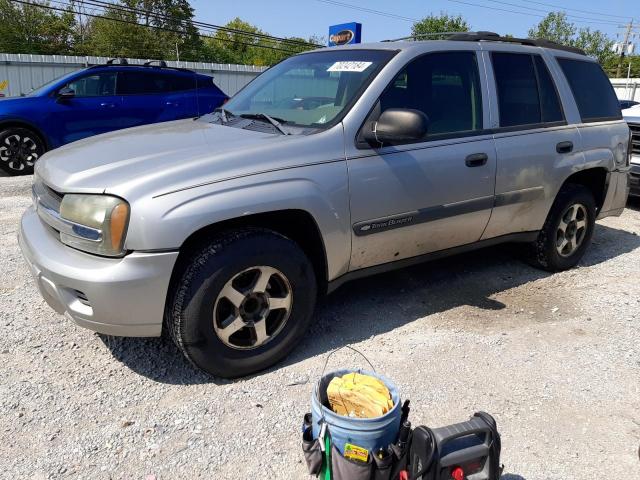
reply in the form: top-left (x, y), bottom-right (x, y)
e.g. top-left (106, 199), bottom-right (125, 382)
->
top-left (616, 20), bottom-right (634, 78)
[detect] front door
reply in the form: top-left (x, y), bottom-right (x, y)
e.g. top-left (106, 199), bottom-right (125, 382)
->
top-left (347, 51), bottom-right (496, 270)
top-left (47, 71), bottom-right (122, 145)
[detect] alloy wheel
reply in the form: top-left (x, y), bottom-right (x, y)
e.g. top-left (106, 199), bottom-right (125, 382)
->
top-left (213, 266), bottom-right (293, 350)
top-left (0, 133), bottom-right (40, 172)
top-left (556, 203), bottom-right (588, 257)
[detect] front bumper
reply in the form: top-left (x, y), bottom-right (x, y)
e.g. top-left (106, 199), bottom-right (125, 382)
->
top-left (19, 207), bottom-right (179, 337)
top-left (630, 161), bottom-right (640, 197)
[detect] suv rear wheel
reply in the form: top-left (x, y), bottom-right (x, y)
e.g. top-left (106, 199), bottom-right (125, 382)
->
top-left (167, 228), bottom-right (317, 378)
top-left (529, 183), bottom-right (596, 271)
top-left (0, 127), bottom-right (45, 175)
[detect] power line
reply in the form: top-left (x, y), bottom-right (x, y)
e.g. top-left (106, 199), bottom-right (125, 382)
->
top-left (314, 0), bottom-right (419, 22)
top-left (447, 0), bottom-right (624, 27)
top-left (11, 0), bottom-right (307, 55)
top-left (479, 0), bottom-right (620, 26)
top-left (83, 0), bottom-right (320, 48)
top-left (504, 0), bottom-right (635, 20)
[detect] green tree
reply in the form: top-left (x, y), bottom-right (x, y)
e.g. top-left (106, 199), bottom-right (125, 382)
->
top-left (0, 0), bottom-right (76, 54)
top-left (202, 18), bottom-right (315, 66)
top-left (82, 0), bottom-right (202, 60)
top-left (412, 13), bottom-right (470, 40)
top-left (529, 12), bottom-right (614, 65)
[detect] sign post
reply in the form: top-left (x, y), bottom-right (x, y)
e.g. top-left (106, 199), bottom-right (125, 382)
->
top-left (328, 22), bottom-right (362, 47)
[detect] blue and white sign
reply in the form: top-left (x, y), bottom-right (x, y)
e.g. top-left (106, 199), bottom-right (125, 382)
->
top-left (328, 22), bottom-right (362, 47)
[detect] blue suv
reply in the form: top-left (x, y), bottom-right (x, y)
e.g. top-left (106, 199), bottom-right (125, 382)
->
top-left (0, 60), bottom-right (228, 175)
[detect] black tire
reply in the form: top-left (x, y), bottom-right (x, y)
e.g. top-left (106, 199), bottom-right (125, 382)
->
top-left (167, 228), bottom-right (317, 378)
top-left (0, 127), bottom-right (46, 175)
top-left (528, 183), bottom-right (596, 272)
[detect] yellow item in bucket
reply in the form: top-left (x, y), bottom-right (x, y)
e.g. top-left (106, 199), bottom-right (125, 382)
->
top-left (327, 372), bottom-right (393, 418)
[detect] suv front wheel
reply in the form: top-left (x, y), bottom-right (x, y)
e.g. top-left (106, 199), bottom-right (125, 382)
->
top-left (167, 228), bottom-right (317, 378)
top-left (529, 183), bottom-right (596, 271)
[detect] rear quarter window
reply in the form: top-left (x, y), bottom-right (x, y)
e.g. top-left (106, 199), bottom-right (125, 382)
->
top-left (557, 58), bottom-right (622, 122)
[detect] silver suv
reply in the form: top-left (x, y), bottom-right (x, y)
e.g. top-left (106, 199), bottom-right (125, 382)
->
top-left (20, 33), bottom-right (631, 378)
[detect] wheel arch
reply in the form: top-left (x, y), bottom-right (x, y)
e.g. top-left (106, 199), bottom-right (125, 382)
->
top-left (559, 167), bottom-right (609, 213)
top-left (167, 209), bottom-right (330, 298)
top-left (0, 118), bottom-right (50, 150)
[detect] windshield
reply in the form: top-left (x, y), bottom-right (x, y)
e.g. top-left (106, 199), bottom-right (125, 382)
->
top-left (221, 49), bottom-right (395, 128)
top-left (26, 70), bottom-right (80, 97)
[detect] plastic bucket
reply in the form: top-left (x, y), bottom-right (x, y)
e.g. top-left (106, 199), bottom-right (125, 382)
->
top-left (311, 368), bottom-right (402, 455)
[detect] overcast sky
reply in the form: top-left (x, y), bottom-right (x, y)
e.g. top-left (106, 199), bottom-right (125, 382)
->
top-left (191, 0), bottom-right (638, 44)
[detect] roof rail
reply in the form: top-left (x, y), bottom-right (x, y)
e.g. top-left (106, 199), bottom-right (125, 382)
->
top-left (106, 58), bottom-right (128, 65)
top-left (143, 60), bottom-right (168, 68)
top-left (88, 58), bottom-right (194, 73)
top-left (383, 30), bottom-right (586, 56)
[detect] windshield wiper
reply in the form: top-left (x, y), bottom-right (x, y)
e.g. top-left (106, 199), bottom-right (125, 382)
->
top-left (213, 107), bottom-right (236, 123)
top-left (240, 113), bottom-right (291, 135)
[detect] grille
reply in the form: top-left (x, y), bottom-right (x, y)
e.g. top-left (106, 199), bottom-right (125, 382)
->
top-left (630, 123), bottom-right (640, 155)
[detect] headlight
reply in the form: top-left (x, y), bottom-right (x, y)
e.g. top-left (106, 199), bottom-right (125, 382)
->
top-left (59, 194), bottom-right (130, 257)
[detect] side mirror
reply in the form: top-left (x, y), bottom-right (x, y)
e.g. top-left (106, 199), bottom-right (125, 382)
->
top-left (363, 108), bottom-right (429, 145)
top-left (57, 87), bottom-right (75, 100)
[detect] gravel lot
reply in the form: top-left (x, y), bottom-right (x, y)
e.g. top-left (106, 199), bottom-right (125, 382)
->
top-left (1, 174), bottom-right (639, 479)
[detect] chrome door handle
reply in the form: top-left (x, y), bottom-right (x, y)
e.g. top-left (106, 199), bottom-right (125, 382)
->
top-left (99, 102), bottom-right (116, 108)
top-left (165, 101), bottom-right (179, 107)
top-left (465, 153), bottom-right (488, 167)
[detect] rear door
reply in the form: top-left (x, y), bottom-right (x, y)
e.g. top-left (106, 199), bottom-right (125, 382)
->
top-left (46, 71), bottom-right (123, 144)
top-left (347, 50), bottom-right (497, 270)
top-left (481, 50), bottom-right (583, 239)
top-left (117, 70), bottom-right (188, 128)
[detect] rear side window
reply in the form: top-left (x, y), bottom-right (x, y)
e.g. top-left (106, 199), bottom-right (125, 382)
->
top-left (117, 72), bottom-right (173, 95)
top-left (170, 73), bottom-right (196, 91)
top-left (557, 58), bottom-right (621, 122)
top-left (534, 56), bottom-right (564, 123)
top-left (378, 51), bottom-right (483, 138)
top-left (492, 53), bottom-right (564, 128)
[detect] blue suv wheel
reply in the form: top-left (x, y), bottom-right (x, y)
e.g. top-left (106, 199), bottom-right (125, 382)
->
top-left (0, 127), bottom-right (45, 175)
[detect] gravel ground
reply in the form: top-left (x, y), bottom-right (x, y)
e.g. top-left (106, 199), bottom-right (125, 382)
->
top-left (1, 174), bottom-right (639, 479)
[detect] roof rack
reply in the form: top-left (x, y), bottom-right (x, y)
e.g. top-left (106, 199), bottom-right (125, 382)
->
top-left (90, 58), bottom-right (193, 73)
top-left (384, 31), bottom-right (586, 56)
top-left (143, 60), bottom-right (168, 68)
top-left (106, 57), bottom-right (128, 65)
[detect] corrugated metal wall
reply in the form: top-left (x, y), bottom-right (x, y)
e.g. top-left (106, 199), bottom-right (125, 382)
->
top-left (611, 78), bottom-right (640, 102)
top-left (0, 53), bottom-right (266, 98)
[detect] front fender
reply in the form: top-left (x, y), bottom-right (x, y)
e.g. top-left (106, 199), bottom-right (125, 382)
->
top-left (126, 161), bottom-right (351, 281)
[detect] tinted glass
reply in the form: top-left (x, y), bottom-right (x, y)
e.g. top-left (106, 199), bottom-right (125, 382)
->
top-left (170, 73), bottom-right (196, 91)
top-left (492, 53), bottom-right (540, 127)
top-left (534, 56), bottom-right (564, 123)
top-left (378, 51), bottom-right (483, 136)
top-left (223, 49), bottom-right (395, 127)
top-left (558, 58), bottom-right (621, 122)
top-left (65, 73), bottom-right (116, 97)
top-left (117, 71), bottom-right (173, 95)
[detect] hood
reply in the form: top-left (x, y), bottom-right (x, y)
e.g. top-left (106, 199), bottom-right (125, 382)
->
top-left (36, 119), bottom-right (342, 198)
top-left (0, 96), bottom-right (39, 110)
top-left (623, 105), bottom-right (640, 123)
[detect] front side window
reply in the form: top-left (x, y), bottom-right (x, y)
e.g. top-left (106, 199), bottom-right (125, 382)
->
top-left (222, 49), bottom-right (395, 128)
top-left (557, 58), bottom-right (621, 122)
top-left (65, 73), bottom-right (116, 97)
top-left (492, 53), bottom-right (565, 128)
top-left (377, 51), bottom-right (483, 137)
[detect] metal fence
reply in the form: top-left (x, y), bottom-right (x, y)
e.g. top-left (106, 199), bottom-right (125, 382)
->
top-left (0, 53), bottom-right (267, 98)
top-left (1, 53), bottom-right (638, 105)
